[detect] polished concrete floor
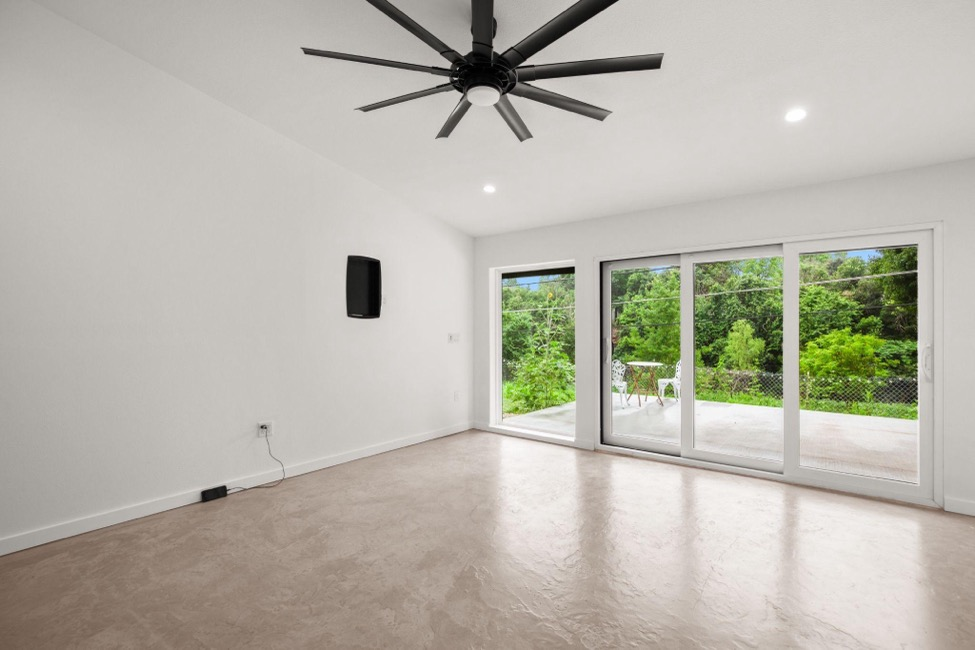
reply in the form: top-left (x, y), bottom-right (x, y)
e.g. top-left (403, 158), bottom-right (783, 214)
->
top-left (2, 430), bottom-right (973, 648)
top-left (504, 398), bottom-right (918, 482)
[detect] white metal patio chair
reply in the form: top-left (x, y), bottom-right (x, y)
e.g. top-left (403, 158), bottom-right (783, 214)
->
top-left (658, 360), bottom-right (681, 401)
top-left (611, 359), bottom-right (630, 407)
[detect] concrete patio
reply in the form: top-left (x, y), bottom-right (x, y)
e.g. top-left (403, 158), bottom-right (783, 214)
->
top-left (503, 396), bottom-right (918, 483)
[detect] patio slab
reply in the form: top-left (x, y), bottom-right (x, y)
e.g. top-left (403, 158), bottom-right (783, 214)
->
top-left (502, 397), bottom-right (917, 483)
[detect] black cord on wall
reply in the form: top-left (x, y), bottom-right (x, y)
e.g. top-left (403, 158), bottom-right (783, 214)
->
top-left (227, 433), bottom-right (286, 493)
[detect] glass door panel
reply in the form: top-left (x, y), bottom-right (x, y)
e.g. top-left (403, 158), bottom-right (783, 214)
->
top-left (797, 246), bottom-right (920, 483)
top-left (602, 258), bottom-right (681, 451)
top-left (691, 253), bottom-right (784, 465)
top-left (500, 268), bottom-right (576, 436)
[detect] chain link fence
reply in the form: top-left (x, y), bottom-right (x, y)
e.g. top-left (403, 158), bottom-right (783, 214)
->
top-left (798, 374), bottom-right (917, 404)
top-left (688, 366), bottom-right (917, 419)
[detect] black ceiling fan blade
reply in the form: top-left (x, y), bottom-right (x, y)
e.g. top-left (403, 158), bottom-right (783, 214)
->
top-left (495, 96), bottom-right (533, 142)
top-left (301, 48), bottom-right (453, 76)
top-left (471, 0), bottom-right (495, 59)
top-left (437, 97), bottom-right (472, 138)
top-left (364, 0), bottom-right (465, 65)
top-left (517, 53), bottom-right (663, 81)
top-left (358, 84), bottom-right (456, 112)
top-left (508, 83), bottom-right (610, 121)
top-left (500, 0), bottom-right (619, 68)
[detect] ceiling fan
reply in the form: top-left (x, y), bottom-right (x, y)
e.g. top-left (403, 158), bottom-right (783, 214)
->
top-left (301, 0), bottom-right (664, 141)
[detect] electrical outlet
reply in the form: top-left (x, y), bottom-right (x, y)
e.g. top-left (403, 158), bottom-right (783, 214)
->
top-left (258, 421), bottom-right (274, 438)
top-left (448, 333), bottom-right (460, 343)
top-left (453, 390), bottom-right (460, 402)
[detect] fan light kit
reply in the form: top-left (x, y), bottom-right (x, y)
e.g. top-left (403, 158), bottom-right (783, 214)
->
top-left (302, 0), bottom-right (664, 141)
top-left (467, 85), bottom-right (502, 107)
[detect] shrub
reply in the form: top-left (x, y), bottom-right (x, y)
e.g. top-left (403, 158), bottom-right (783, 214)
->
top-left (503, 342), bottom-right (575, 414)
top-left (800, 328), bottom-right (885, 378)
top-left (876, 339), bottom-right (918, 376)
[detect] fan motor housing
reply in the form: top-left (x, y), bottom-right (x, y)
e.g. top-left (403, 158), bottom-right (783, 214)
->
top-left (450, 56), bottom-right (516, 96)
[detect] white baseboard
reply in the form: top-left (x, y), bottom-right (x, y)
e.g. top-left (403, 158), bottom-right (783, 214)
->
top-left (284, 423), bottom-right (470, 478)
top-left (0, 423), bottom-right (470, 557)
top-left (0, 489), bottom-right (211, 558)
top-left (945, 496), bottom-right (975, 517)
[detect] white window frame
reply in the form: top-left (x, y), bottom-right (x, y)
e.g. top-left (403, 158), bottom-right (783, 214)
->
top-left (681, 245), bottom-right (785, 473)
top-left (596, 225), bottom-right (941, 507)
top-left (489, 261), bottom-right (577, 442)
top-left (601, 255), bottom-right (682, 455)
top-left (781, 230), bottom-right (934, 502)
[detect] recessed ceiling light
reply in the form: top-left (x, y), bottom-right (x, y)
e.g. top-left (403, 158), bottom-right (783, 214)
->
top-left (785, 107), bottom-right (807, 123)
top-left (483, 184), bottom-right (496, 194)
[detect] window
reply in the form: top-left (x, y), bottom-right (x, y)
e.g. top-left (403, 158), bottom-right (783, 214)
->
top-left (498, 267), bottom-right (575, 436)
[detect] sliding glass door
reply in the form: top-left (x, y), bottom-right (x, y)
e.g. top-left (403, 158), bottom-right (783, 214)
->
top-left (601, 230), bottom-right (934, 501)
top-left (602, 257), bottom-right (681, 453)
top-left (684, 247), bottom-right (784, 471)
top-left (785, 232), bottom-right (932, 497)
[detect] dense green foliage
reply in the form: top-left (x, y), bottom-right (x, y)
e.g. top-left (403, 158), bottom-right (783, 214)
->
top-left (501, 273), bottom-right (575, 415)
top-left (722, 320), bottom-right (765, 371)
top-left (615, 267), bottom-right (681, 365)
top-left (799, 285), bottom-right (862, 344)
top-left (800, 329), bottom-right (886, 377)
top-left (695, 257), bottom-right (784, 370)
top-left (503, 341), bottom-right (575, 413)
top-left (500, 247), bottom-right (919, 419)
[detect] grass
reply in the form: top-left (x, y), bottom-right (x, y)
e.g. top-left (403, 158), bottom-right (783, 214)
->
top-left (697, 388), bottom-right (916, 419)
top-left (502, 383), bottom-right (917, 420)
top-left (696, 389), bottom-right (782, 408)
top-left (800, 398), bottom-right (917, 420)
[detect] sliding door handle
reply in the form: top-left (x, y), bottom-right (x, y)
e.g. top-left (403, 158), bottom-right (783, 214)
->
top-left (921, 344), bottom-right (933, 382)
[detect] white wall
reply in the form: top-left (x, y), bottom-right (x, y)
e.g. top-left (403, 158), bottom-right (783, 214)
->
top-left (474, 157), bottom-right (975, 516)
top-left (0, 1), bottom-right (473, 555)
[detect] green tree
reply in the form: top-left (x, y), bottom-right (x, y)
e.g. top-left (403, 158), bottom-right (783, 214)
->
top-left (799, 284), bottom-right (862, 345)
top-left (695, 258), bottom-right (783, 371)
top-left (870, 247), bottom-right (918, 340)
top-left (721, 320), bottom-right (765, 370)
top-left (800, 328), bottom-right (885, 377)
top-left (500, 272), bottom-right (576, 412)
top-left (836, 255), bottom-right (867, 280)
top-left (876, 339), bottom-right (918, 376)
top-left (615, 267), bottom-right (680, 364)
top-left (500, 308), bottom-right (533, 380)
top-left (854, 315), bottom-right (884, 336)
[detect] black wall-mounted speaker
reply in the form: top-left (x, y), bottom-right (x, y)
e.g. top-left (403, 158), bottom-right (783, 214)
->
top-left (346, 255), bottom-right (381, 319)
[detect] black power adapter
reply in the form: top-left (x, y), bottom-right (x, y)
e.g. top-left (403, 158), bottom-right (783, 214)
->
top-left (201, 485), bottom-right (228, 502)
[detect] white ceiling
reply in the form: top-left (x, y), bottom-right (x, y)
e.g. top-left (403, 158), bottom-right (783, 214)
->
top-left (35, 0), bottom-right (975, 236)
